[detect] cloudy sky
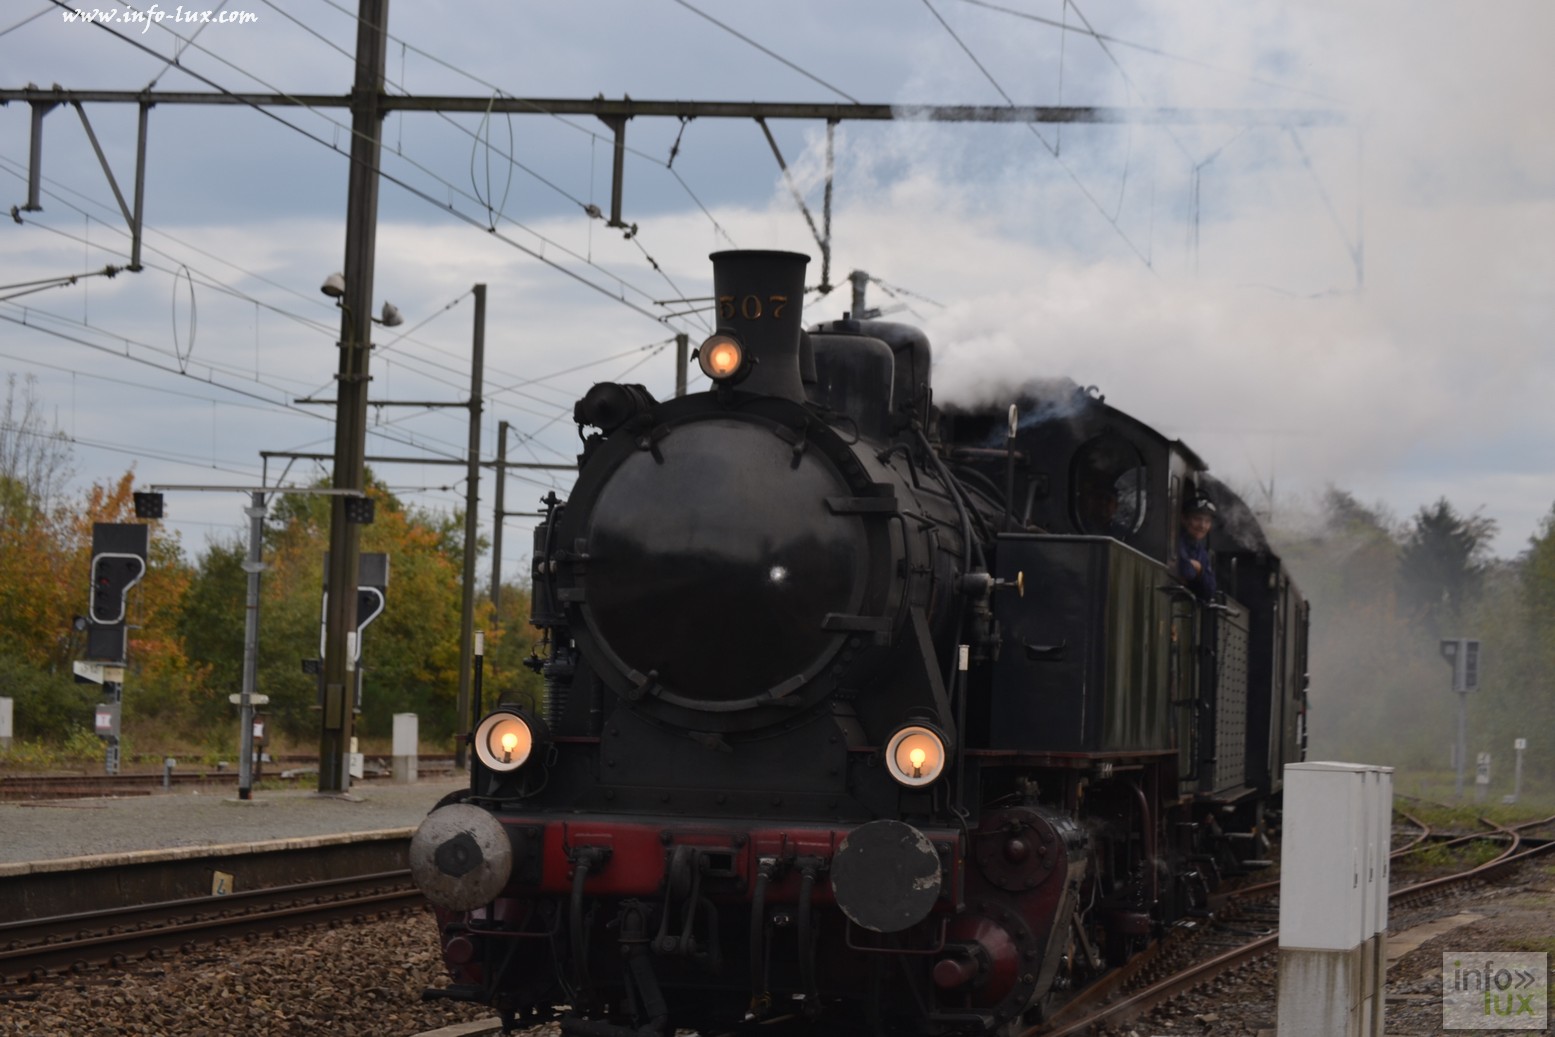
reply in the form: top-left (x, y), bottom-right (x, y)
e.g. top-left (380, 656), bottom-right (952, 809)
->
top-left (2, 0), bottom-right (1551, 576)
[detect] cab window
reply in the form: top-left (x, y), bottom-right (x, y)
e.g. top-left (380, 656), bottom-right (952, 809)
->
top-left (1071, 434), bottom-right (1149, 539)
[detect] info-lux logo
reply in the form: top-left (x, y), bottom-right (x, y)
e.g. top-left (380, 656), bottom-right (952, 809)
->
top-left (1442, 953), bottom-right (1548, 1030)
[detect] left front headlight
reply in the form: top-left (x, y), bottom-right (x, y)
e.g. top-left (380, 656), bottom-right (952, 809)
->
top-left (474, 708), bottom-right (547, 772)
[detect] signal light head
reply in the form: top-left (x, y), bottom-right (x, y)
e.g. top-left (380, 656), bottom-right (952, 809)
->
top-left (344, 495), bottom-right (375, 525)
top-left (697, 334), bottom-right (747, 382)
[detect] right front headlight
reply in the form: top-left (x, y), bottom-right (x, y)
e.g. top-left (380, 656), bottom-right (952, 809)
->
top-left (884, 723), bottom-right (950, 788)
top-left (473, 707), bottom-right (547, 772)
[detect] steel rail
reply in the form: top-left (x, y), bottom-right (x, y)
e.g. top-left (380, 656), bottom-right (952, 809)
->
top-left (1, 871), bottom-right (421, 981)
top-left (1031, 812), bottom-right (1555, 1036)
top-left (1214, 807), bottom-right (1436, 904)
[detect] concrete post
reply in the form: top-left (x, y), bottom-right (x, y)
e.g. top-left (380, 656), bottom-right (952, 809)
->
top-left (392, 713), bottom-right (418, 783)
top-left (0, 697), bottom-right (11, 751)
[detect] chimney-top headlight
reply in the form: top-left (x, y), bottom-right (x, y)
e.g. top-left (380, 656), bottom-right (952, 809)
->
top-left (697, 334), bottom-right (746, 382)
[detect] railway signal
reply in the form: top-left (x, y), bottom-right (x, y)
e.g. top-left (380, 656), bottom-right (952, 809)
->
top-left (137, 484), bottom-right (367, 799)
top-left (312, 552), bottom-right (390, 790)
top-left (1439, 638), bottom-right (1482, 798)
top-left (87, 524), bottom-right (149, 627)
top-left (85, 524), bottom-right (149, 776)
top-left (1439, 637), bottom-right (1480, 693)
top-left (89, 555), bottom-right (146, 625)
top-left (318, 554), bottom-right (389, 670)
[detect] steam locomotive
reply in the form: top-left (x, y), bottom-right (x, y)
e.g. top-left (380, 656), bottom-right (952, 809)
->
top-left (410, 250), bottom-right (1309, 1035)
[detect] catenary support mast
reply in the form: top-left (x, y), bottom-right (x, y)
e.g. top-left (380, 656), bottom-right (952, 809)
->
top-left (455, 285), bottom-right (487, 770)
top-left (319, 0), bottom-right (390, 794)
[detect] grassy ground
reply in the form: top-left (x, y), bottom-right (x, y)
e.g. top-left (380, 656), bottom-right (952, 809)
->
top-left (1393, 767), bottom-right (1555, 822)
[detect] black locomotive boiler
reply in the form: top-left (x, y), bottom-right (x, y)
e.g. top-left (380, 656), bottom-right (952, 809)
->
top-left (410, 250), bottom-right (1309, 1036)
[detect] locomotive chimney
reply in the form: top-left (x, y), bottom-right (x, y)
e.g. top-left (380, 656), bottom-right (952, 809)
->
top-left (709, 249), bottom-right (809, 402)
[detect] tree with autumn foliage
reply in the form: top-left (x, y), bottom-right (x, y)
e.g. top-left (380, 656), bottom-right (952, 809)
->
top-left (0, 376), bottom-right (203, 741)
top-left (178, 472), bottom-right (541, 752)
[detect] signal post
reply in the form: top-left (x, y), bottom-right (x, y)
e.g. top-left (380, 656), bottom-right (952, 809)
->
top-left (137, 485), bottom-right (369, 798)
top-left (1439, 638), bottom-right (1481, 798)
top-left (84, 522), bottom-right (149, 775)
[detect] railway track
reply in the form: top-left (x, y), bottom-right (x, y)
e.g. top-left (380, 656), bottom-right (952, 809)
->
top-left (0, 833), bottom-right (417, 985)
top-left (10, 806), bottom-right (1547, 1033)
top-left (0, 771), bottom-right (300, 799)
top-left (0, 872), bottom-right (423, 983)
top-left (1029, 810), bottom-right (1555, 1036)
top-left (0, 757), bottom-right (457, 801)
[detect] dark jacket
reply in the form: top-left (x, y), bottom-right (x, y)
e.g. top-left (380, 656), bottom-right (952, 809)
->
top-left (1177, 536), bottom-right (1216, 600)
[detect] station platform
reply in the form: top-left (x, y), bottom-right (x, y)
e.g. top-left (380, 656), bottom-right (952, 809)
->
top-left (0, 773), bottom-right (466, 867)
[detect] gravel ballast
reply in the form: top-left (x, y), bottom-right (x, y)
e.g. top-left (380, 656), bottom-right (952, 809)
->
top-left (1, 909), bottom-right (497, 1037)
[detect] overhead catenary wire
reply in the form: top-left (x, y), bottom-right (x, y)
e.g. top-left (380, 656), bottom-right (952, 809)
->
top-left (257, 0), bottom-right (605, 220)
top-left (11, 174), bottom-right (671, 470)
top-left (867, 275), bottom-right (944, 309)
top-left (143, 0), bottom-right (232, 90)
top-left (310, 0), bottom-right (737, 245)
top-left (48, 2), bottom-right (699, 334)
top-left (4, 301), bottom-right (317, 397)
top-left (7, 207), bottom-right (494, 458)
top-left (0, 157), bottom-right (338, 335)
top-left (273, 0), bottom-right (733, 278)
top-left (0, 308), bottom-right (473, 462)
top-left (1039, 0), bottom-right (1195, 167)
top-left (918, 0), bottom-right (1156, 270)
top-left (485, 338), bottom-right (679, 400)
top-left (21, 14), bottom-right (814, 441)
top-left (667, 0), bottom-right (862, 104)
top-left (0, 420), bottom-right (261, 479)
top-left (296, 289), bottom-right (476, 402)
top-left (0, 348), bottom-right (302, 414)
top-left (283, 334), bottom-right (683, 472)
top-left (5, 158), bottom-right (614, 461)
top-left (0, 265), bottom-right (125, 303)
top-left (953, 0), bottom-right (1342, 104)
top-left (0, 5), bottom-right (51, 37)
top-left (959, 0), bottom-right (1324, 278)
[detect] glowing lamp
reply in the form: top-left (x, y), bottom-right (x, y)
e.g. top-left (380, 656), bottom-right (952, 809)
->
top-left (884, 723), bottom-right (949, 788)
top-left (473, 709), bottom-right (544, 772)
top-left (697, 334), bottom-right (745, 381)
